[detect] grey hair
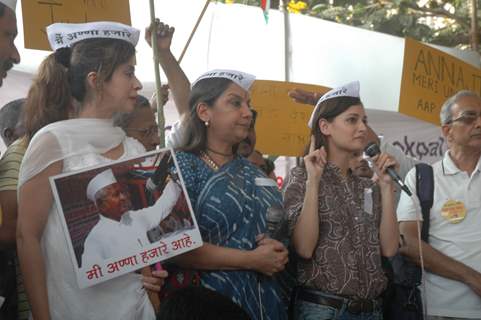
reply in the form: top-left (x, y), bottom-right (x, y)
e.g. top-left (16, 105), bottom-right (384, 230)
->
top-left (0, 98), bottom-right (25, 142)
top-left (113, 95), bottom-right (150, 130)
top-left (94, 188), bottom-right (107, 205)
top-left (440, 90), bottom-right (480, 125)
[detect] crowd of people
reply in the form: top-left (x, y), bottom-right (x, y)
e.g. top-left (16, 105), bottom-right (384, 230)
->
top-left (0, 0), bottom-right (480, 320)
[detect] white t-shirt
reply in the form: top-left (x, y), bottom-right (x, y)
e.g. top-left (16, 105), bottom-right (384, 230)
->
top-left (397, 151), bottom-right (481, 318)
top-left (40, 137), bottom-right (157, 320)
top-left (82, 180), bottom-right (181, 266)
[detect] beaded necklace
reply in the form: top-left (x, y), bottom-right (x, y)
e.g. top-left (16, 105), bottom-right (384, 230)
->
top-left (200, 150), bottom-right (220, 171)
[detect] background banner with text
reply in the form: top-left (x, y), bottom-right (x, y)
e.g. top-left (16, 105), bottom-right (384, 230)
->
top-left (399, 37), bottom-right (481, 126)
top-left (21, 0), bottom-right (131, 51)
top-left (252, 80), bottom-right (330, 156)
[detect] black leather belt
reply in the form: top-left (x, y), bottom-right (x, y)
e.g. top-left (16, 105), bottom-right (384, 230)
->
top-left (297, 289), bottom-right (381, 314)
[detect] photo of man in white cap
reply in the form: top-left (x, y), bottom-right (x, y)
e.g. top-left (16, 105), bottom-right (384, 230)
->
top-left (81, 168), bottom-right (181, 268)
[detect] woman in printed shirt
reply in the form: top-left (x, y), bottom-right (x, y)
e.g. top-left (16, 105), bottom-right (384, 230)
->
top-left (283, 81), bottom-right (399, 320)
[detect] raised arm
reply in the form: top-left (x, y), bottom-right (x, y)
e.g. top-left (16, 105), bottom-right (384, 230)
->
top-left (145, 20), bottom-right (191, 121)
top-left (370, 152), bottom-right (400, 257)
top-left (133, 180), bottom-right (182, 230)
top-left (288, 88), bottom-right (321, 106)
top-left (17, 160), bottom-right (63, 320)
top-left (288, 143), bottom-right (327, 259)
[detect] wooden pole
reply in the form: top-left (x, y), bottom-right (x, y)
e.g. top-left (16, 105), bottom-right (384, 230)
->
top-left (150, 0), bottom-right (165, 148)
top-left (143, 0), bottom-right (162, 313)
top-left (178, 0), bottom-right (210, 63)
top-left (471, 0), bottom-right (478, 52)
top-left (282, 0), bottom-right (291, 82)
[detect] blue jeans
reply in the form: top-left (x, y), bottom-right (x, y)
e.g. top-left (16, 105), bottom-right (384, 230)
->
top-left (294, 291), bottom-right (383, 320)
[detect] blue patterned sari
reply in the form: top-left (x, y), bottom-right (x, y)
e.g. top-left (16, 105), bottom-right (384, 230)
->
top-left (175, 151), bottom-right (287, 320)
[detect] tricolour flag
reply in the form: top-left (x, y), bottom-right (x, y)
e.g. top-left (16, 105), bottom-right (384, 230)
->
top-left (261, 0), bottom-right (270, 23)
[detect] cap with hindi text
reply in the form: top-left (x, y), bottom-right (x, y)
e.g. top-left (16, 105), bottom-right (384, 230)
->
top-left (307, 81), bottom-right (360, 128)
top-left (46, 21), bottom-right (140, 51)
top-left (192, 69), bottom-right (256, 92)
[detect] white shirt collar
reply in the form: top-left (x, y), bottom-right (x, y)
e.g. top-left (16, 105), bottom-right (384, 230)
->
top-left (99, 212), bottom-right (132, 226)
top-left (443, 150), bottom-right (481, 175)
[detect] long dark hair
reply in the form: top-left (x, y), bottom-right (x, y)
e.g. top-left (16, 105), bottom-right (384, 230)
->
top-left (179, 77), bottom-right (233, 154)
top-left (305, 96), bottom-right (363, 156)
top-left (23, 38), bottom-right (135, 141)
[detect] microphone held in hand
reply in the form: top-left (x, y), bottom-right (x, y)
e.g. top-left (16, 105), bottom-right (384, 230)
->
top-left (364, 142), bottom-right (413, 196)
top-left (265, 205), bottom-right (288, 242)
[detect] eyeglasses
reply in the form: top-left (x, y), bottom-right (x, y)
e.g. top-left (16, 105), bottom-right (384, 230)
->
top-left (127, 125), bottom-right (159, 138)
top-left (446, 110), bottom-right (481, 125)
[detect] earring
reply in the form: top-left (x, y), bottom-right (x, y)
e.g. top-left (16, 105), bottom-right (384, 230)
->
top-left (204, 120), bottom-right (210, 127)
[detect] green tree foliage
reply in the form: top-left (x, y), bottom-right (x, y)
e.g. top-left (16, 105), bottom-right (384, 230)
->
top-left (218, 0), bottom-right (477, 50)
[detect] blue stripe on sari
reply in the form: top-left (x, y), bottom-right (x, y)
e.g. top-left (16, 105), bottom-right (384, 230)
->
top-left (175, 151), bottom-right (286, 320)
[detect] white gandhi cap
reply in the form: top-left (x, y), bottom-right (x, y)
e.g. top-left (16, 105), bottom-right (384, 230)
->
top-left (307, 81), bottom-right (360, 128)
top-left (86, 168), bottom-right (117, 202)
top-left (192, 69), bottom-right (256, 92)
top-left (46, 21), bottom-right (140, 51)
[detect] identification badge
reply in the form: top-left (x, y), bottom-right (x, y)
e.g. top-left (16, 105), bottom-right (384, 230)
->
top-left (363, 188), bottom-right (373, 215)
top-left (441, 200), bottom-right (466, 224)
top-left (255, 177), bottom-right (277, 187)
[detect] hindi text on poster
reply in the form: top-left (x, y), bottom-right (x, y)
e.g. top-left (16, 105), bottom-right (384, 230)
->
top-left (251, 80), bottom-right (329, 156)
top-left (22, 0), bottom-right (131, 50)
top-left (399, 37), bottom-right (481, 126)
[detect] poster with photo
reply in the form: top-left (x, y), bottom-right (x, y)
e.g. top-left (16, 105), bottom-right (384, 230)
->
top-left (49, 148), bottom-right (202, 288)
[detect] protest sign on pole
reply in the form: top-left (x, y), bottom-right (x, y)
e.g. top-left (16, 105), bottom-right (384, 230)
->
top-left (399, 37), bottom-right (481, 126)
top-left (251, 80), bottom-right (329, 156)
top-left (22, 0), bottom-right (131, 51)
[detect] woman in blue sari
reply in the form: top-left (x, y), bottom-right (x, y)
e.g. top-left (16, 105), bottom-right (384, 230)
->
top-left (171, 70), bottom-right (288, 320)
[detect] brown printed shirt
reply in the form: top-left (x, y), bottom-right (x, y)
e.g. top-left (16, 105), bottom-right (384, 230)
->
top-left (283, 164), bottom-right (387, 299)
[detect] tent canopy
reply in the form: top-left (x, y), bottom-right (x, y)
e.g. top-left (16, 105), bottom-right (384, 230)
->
top-left (1, 0), bottom-right (477, 159)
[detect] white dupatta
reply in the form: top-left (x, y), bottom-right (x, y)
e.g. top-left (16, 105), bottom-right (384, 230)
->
top-left (19, 118), bottom-right (126, 187)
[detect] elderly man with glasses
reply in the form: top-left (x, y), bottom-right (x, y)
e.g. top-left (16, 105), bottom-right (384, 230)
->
top-left (397, 90), bottom-right (481, 320)
top-left (114, 95), bottom-right (161, 151)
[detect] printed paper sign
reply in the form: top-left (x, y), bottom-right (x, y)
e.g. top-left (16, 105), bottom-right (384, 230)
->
top-left (399, 37), bottom-right (481, 126)
top-left (251, 80), bottom-right (330, 156)
top-left (22, 0), bottom-right (131, 50)
top-left (50, 148), bottom-right (202, 288)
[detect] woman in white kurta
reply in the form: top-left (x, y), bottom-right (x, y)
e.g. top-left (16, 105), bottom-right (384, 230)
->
top-left (16, 22), bottom-right (165, 320)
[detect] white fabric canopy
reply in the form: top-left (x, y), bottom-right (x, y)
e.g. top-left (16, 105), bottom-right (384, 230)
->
top-left (1, 1), bottom-right (476, 158)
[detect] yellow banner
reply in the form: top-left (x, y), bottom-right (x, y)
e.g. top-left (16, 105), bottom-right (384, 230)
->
top-left (251, 80), bottom-right (330, 156)
top-left (399, 37), bottom-right (481, 126)
top-left (21, 0), bottom-right (131, 51)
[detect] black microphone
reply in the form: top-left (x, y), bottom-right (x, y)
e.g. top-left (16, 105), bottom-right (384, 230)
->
top-left (364, 142), bottom-right (413, 196)
top-left (146, 153), bottom-right (174, 193)
top-left (266, 205), bottom-right (288, 242)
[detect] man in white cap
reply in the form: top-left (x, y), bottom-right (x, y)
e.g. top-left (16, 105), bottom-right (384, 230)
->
top-left (81, 168), bottom-right (182, 268)
top-left (0, 0), bottom-right (20, 87)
